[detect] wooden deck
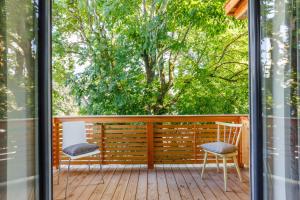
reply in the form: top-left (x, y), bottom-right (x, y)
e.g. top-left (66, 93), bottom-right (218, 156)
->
top-left (53, 164), bottom-right (250, 200)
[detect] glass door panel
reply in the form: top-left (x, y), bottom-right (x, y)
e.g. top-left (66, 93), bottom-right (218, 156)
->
top-left (260, 0), bottom-right (300, 199)
top-left (0, 0), bottom-right (40, 199)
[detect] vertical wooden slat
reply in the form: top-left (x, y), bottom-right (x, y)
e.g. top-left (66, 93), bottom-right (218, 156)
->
top-left (52, 119), bottom-right (56, 167)
top-left (238, 130), bottom-right (243, 167)
top-left (217, 123), bottom-right (220, 141)
top-left (100, 124), bottom-right (104, 164)
top-left (238, 116), bottom-right (245, 167)
top-left (53, 118), bottom-right (60, 169)
top-left (224, 125), bottom-right (226, 142)
top-left (193, 124), bottom-right (197, 163)
top-left (147, 123), bottom-right (154, 169)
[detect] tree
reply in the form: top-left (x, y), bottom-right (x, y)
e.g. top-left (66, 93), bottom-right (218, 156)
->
top-left (53, 0), bottom-right (248, 115)
top-left (0, 0), bottom-right (38, 118)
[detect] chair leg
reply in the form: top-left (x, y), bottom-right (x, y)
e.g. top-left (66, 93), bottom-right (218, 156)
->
top-left (201, 151), bottom-right (208, 179)
top-left (65, 158), bottom-right (71, 200)
top-left (98, 153), bottom-right (104, 183)
top-left (216, 155), bottom-right (219, 173)
top-left (233, 156), bottom-right (242, 182)
top-left (222, 157), bottom-right (227, 192)
top-left (88, 160), bottom-right (91, 172)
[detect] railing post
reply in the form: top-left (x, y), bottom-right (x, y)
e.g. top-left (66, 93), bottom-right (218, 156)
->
top-left (147, 122), bottom-right (154, 169)
top-left (53, 118), bottom-right (60, 169)
top-left (237, 116), bottom-right (244, 167)
top-left (240, 116), bottom-right (250, 168)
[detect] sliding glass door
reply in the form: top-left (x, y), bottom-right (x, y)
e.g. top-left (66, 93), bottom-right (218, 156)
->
top-left (0, 0), bottom-right (51, 199)
top-left (259, 0), bottom-right (300, 199)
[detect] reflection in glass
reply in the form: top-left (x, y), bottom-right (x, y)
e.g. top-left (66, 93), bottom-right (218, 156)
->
top-left (261, 0), bottom-right (300, 199)
top-left (0, 0), bottom-right (39, 199)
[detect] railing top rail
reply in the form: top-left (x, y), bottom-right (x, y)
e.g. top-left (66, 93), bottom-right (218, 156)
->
top-left (54, 114), bottom-right (248, 118)
top-left (53, 114), bottom-right (248, 123)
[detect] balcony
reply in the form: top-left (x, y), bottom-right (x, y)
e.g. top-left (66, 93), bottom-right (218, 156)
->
top-left (53, 115), bottom-right (250, 199)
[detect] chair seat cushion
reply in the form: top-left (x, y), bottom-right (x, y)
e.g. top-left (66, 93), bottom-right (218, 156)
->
top-left (200, 142), bottom-right (237, 154)
top-left (63, 143), bottom-right (99, 156)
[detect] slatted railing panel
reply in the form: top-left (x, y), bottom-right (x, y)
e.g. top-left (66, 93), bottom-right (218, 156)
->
top-left (101, 124), bottom-right (147, 164)
top-left (52, 115), bottom-right (248, 168)
top-left (52, 119), bottom-right (59, 167)
top-left (154, 124), bottom-right (196, 164)
top-left (153, 123), bottom-right (239, 164)
top-left (55, 122), bottom-right (147, 165)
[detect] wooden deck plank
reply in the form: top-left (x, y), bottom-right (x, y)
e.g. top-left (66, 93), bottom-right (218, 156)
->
top-left (208, 172), bottom-right (241, 200)
top-left (179, 166), bottom-right (205, 200)
top-left (59, 168), bottom-right (91, 199)
top-left (124, 165), bottom-right (140, 200)
top-left (76, 165), bottom-right (111, 200)
top-left (164, 165), bottom-right (182, 200)
top-left (186, 164), bottom-right (217, 200)
top-left (54, 167), bottom-right (87, 199)
top-left (53, 165), bottom-right (249, 200)
top-left (112, 165), bottom-right (132, 200)
top-left (156, 165), bottom-right (171, 200)
top-left (88, 165), bottom-right (118, 200)
top-left (136, 165), bottom-right (148, 200)
top-left (53, 167), bottom-right (79, 196)
top-left (229, 169), bottom-right (250, 193)
top-left (100, 166), bottom-right (125, 200)
top-left (68, 166), bottom-right (101, 200)
top-left (147, 168), bottom-right (158, 200)
top-left (192, 166), bottom-right (229, 200)
top-left (224, 170), bottom-right (249, 200)
top-left (171, 165), bottom-right (193, 200)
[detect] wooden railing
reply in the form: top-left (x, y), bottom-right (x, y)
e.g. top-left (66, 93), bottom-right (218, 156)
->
top-left (53, 115), bottom-right (249, 169)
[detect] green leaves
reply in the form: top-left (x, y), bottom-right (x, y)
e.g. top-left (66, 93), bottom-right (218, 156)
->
top-left (52, 0), bottom-right (248, 115)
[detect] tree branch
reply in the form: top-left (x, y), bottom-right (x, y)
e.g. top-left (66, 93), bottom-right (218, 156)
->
top-left (215, 31), bottom-right (247, 64)
top-left (212, 61), bottom-right (248, 73)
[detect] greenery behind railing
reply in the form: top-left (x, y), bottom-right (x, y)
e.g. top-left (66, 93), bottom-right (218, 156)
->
top-left (52, 0), bottom-right (249, 116)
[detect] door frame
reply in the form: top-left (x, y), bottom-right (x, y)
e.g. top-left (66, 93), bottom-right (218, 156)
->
top-left (38, 0), bottom-right (52, 199)
top-left (248, 0), bottom-right (263, 200)
top-left (41, 0), bottom-right (264, 199)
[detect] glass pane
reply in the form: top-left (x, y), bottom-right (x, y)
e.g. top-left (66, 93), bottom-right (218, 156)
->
top-left (0, 0), bottom-right (39, 199)
top-left (261, 0), bottom-right (300, 199)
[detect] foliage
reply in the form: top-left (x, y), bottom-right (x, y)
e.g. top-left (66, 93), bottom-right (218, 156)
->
top-left (1, 0), bottom-right (38, 118)
top-left (52, 0), bottom-right (248, 115)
